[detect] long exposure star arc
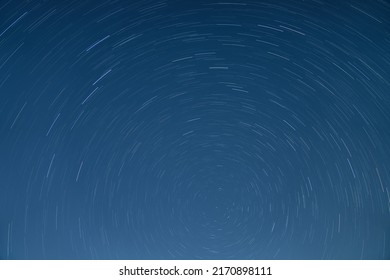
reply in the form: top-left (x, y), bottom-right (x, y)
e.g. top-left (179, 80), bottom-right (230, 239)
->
top-left (0, 0), bottom-right (389, 259)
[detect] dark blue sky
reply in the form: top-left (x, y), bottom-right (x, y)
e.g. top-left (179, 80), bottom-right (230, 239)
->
top-left (0, 0), bottom-right (389, 259)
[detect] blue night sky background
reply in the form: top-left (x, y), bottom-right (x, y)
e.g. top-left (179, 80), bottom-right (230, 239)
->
top-left (0, 0), bottom-right (390, 260)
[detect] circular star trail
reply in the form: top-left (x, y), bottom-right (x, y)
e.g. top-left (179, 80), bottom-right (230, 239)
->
top-left (0, 0), bottom-right (389, 259)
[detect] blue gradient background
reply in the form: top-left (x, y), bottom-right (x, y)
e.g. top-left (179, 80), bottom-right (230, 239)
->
top-left (0, 0), bottom-right (389, 259)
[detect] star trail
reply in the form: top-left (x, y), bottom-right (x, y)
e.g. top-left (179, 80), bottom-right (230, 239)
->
top-left (0, 0), bottom-right (389, 260)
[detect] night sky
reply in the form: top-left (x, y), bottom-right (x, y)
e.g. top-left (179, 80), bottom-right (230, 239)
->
top-left (0, 0), bottom-right (390, 260)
